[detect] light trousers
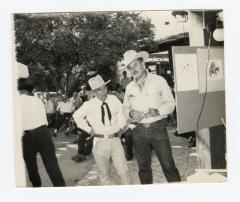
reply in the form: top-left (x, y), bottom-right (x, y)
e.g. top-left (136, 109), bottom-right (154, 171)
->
top-left (92, 137), bottom-right (132, 185)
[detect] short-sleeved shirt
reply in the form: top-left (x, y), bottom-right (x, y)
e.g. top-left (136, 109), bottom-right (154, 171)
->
top-left (20, 94), bottom-right (48, 131)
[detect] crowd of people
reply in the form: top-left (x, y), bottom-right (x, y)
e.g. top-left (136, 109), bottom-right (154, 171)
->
top-left (18, 49), bottom-right (182, 187)
top-left (34, 88), bottom-right (92, 137)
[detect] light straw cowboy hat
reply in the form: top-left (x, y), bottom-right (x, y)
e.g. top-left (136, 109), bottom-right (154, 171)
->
top-left (16, 62), bottom-right (29, 79)
top-left (88, 75), bottom-right (111, 91)
top-left (122, 50), bottom-right (149, 68)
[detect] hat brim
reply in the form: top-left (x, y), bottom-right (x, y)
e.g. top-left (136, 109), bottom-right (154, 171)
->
top-left (17, 62), bottom-right (29, 79)
top-left (91, 80), bottom-right (111, 91)
top-left (123, 51), bottom-right (149, 68)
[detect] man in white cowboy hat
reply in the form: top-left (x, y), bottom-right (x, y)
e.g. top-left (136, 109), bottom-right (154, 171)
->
top-left (73, 74), bottom-right (131, 185)
top-left (122, 50), bottom-right (181, 184)
top-left (17, 62), bottom-right (65, 187)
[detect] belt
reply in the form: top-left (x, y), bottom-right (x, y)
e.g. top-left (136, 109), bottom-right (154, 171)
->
top-left (94, 132), bottom-right (119, 139)
top-left (135, 122), bottom-right (152, 128)
top-left (134, 118), bottom-right (167, 128)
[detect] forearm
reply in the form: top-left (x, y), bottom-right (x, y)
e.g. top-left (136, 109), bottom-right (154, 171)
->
top-left (122, 90), bottom-right (133, 121)
top-left (72, 103), bottom-right (91, 133)
top-left (158, 100), bottom-right (175, 116)
top-left (122, 105), bottom-right (132, 121)
top-left (158, 78), bottom-right (176, 116)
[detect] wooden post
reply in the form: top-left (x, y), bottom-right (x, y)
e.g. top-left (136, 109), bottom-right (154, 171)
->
top-left (197, 125), bottom-right (226, 169)
top-left (197, 128), bottom-right (211, 168)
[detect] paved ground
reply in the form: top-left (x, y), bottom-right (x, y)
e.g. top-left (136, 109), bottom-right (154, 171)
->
top-left (26, 127), bottom-right (198, 187)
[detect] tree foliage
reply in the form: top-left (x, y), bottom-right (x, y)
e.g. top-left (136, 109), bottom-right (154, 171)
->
top-left (14, 12), bottom-right (155, 93)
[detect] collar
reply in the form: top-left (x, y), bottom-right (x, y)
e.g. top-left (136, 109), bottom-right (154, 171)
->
top-left (133, 71), bottom-right (149, 86)
top-left (95, 95), bottom-right (109, 104)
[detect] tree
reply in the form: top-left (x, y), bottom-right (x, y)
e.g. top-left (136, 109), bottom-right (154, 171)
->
top-left (14, 12), bottom-right (155, 93)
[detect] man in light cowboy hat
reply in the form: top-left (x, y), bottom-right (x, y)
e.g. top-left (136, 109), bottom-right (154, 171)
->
top-left (73, 74), bottom-right (131, 185)
top-left (17, 62), bottom-right (65, 187)
top-left (122, 50), bottom-right (181, 184)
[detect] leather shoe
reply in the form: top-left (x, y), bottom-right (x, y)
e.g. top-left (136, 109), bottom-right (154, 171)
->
top-left (126, 155), bottom-right (133, 161)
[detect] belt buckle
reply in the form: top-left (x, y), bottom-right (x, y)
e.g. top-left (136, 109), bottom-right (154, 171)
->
top-left (108, 134), bottom-right (115, 139)
top-left (105, 134), bottom-right (111, 139)
top-left (109, 134), bottom-right (114, 138)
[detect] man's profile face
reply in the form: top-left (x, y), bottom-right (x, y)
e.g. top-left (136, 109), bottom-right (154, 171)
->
top-left (127, 59), bottom-right (145, 80)
top-left (94, 85), bottom-right (108, 101)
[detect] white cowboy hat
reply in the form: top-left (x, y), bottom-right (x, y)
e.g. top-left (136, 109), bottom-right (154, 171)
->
top-left (88, 74), bottom-right (111, 91)
top-left (122, 50), bottom-right (149, 68)
top-left (16, 62), bottom-right (29, 78)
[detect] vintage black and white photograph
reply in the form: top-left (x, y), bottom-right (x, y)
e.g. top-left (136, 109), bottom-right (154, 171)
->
top-left (13, 10), bottom-right (226, 188)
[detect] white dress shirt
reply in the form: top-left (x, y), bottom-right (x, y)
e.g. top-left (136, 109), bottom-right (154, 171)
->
top-left (123, 73), bottom-right (175, 124)
top-left (44, 99), bottom-right (56, 114)
top-left (20, 94), bottom-right (48, 131)
top-left (57, 100), bottom-right (74, 113)
top-left (73, 95), bottom-right (126, 135)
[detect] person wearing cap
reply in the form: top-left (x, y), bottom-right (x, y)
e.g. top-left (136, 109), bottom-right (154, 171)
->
top-left (122, 50), bottom-right (181, 184)
top-left (73, 75), bottom-right (131, 185)
top-left (17, 62), bottom-right (65, 187)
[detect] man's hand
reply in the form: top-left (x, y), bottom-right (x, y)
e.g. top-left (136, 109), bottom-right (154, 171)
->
top-left (118, 125), bottom-right (128, 137)
top-left (90, 128), bottom-right (96, 138)
top-left (144, 108), bottom-right (160, 118)
top-left (129, 110), bottom-right (145, 122)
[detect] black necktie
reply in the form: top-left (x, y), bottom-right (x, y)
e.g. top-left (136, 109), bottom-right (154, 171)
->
top-left (101, 102), bottom-right (112, 125)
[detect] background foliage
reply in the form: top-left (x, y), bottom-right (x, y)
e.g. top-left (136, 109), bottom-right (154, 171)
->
top-left (14, 12), bottom-right (156, 94)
